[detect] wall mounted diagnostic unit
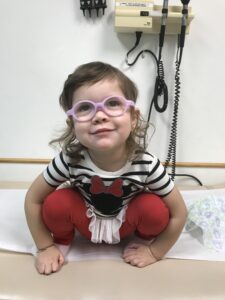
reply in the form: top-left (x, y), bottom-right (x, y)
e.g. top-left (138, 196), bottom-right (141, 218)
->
top-left (115, 0), bottom-right (194, 34)
top-left (114, 0), bottom-right (199, 183)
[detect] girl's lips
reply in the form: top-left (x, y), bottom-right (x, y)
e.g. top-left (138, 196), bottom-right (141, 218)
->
top-left (90, 128), bottom-right (114, 135)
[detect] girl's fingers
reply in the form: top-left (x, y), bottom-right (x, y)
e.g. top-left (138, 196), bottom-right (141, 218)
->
top-left (58, 254), bottom-right (65, 266)
top-left (35, 256), bottom-right (63, 275)
top-left (125, 242), bottom-right (141, 249)
top-left (36, 262), bottom-right (45, 274)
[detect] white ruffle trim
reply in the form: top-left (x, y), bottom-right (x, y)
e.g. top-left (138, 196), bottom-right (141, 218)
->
top-left (86, 205), bottom-right (127, 244)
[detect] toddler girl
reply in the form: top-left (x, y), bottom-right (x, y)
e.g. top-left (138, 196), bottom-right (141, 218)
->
top-left (25, 61), bottom-right (187, 275)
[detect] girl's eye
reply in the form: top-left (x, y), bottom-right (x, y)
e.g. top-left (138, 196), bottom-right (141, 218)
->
top-left (106, 97), bottom-right (122, 108)
top-left (76, 102), bottom-right (93, 113)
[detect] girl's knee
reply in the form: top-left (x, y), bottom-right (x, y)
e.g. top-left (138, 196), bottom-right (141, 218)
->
top-left (131, 193), bottom-right (170, 234)
top-left (42, 188), bottom-right (82, 220)
top-left (42, 188), bottom-right (81, 244)
top-left (133, 193), bottom-right (168, 212)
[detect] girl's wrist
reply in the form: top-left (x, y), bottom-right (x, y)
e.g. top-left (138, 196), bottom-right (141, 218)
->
top-left (37, 243), bottom-right (55, 253)
top-left (148, 246), bottom-right (162, 261)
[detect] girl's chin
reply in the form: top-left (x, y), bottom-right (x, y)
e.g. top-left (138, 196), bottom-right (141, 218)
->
top-left (88, 142), bottom-right (125, 153)
top-left (90, 145), bottom-right (116, 152)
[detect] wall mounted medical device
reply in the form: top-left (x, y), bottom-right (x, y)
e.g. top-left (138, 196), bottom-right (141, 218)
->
top-left (80, 0), bottom-right (107, 17)
top-left (116, 0), bottom-right (199, 183)
top-left (115, 0), bottom-right (194, 34)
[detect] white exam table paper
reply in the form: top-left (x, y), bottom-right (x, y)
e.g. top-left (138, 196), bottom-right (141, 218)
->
top-left (0, 188), bottom-right (225, 261)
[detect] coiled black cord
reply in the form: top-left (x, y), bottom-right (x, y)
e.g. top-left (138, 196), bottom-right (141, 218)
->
top-left (165, 47), bottom-right (202, 186)
top-left (165, 57), bottom-right (181, 181)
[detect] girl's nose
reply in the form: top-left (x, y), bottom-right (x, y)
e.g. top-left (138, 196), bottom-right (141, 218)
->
top-left (92, 109), bottom-right (109, 123)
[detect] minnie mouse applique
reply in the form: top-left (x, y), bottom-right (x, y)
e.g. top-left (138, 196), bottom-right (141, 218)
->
top-left (89, 175), bottom-right (124, 216)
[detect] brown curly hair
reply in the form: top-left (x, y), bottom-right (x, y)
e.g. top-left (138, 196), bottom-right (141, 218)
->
top-left (50, 61), bottom-right (149, 163)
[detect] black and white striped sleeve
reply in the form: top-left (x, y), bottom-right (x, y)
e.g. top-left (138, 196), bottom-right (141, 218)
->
top-left (146, 155), bottom-right (174, 197)
top-left (43, 152), bottom-right (70, 187)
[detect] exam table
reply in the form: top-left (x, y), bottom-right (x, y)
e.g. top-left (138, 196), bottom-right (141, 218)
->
top-left (1, 181), bottom-right (225, 300)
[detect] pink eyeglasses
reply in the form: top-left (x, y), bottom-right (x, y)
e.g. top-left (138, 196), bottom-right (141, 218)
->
top-left (66, 96), bottom-right (135, 122)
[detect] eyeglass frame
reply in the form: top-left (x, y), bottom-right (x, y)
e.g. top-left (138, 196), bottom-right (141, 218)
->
top-left (66, 95), bottom-right (135, 122)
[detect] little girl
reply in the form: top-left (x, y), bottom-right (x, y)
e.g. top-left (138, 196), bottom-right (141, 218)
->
top-left (25, 61), bottom-right (187, 275)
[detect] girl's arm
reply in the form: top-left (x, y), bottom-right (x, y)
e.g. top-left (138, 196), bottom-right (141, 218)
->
top-left (149, 186), bottom-right (187, 259)
top-left (24, 173), bottom-right (64, 274)
top-left (123, 186), bottom-right (187, 267)
top-left (25, 174), bottom-right (55, 249)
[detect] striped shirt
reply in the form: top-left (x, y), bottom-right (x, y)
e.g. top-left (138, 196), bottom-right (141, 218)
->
top-left (43, 150), bottom-right (174, 218)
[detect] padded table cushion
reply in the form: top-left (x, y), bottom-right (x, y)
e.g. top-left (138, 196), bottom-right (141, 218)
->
top-left (1, 182), bottom-right (225, 299)
top-left (1, 251), bottom-right (225, 300)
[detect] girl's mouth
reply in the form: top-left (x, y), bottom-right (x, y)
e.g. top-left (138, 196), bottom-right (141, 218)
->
top-left (90, 128), bottom-right (114, 135)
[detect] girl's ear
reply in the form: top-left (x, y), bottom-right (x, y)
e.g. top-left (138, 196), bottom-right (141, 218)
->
top-left (131, 107), bottom-right (140, 130)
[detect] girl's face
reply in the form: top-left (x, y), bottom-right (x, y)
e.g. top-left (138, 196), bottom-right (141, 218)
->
top-left (71, 79), bottom-right (139, 157)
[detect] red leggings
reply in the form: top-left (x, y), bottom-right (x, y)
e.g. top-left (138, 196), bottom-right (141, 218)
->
top-left (42, 188), bottom-right (169, 245)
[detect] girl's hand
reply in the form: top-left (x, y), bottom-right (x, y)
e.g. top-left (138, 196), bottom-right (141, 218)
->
top-left (35, 245), bottom-right (65, 275)
top-left (122, 242), bottom-right (159, 268)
